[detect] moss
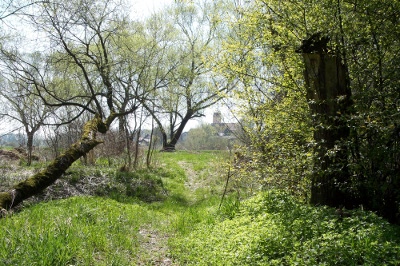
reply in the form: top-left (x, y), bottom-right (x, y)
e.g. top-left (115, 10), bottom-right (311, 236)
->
top-left (0, 192), bottom-right (12, 210)
top-left (0, 113), bottom-right (109, 210)
top-left (19, 177), bottom-right (37, 189)
top-left (82, 114), bottom-right (112, 139)
top-left (1, 137), bottom-right (103, 209)
top-left (82, 117), bottom-right (100, 139)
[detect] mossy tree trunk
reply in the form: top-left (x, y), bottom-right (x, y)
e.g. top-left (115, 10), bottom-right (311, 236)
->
top-left (0, 116), bottom-right (109, 210)
top-left (301, 48), bottom-right (354, 208)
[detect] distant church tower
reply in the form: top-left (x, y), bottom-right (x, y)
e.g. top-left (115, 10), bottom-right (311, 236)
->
top-left (213, 112), bottom-right (222, 124)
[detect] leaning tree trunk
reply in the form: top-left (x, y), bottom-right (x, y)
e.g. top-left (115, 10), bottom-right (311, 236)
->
top-left (0, 115), bottom-right (108, 211)
top-left (299, 34), bottom-right (354, 208)
top-left (162, 112), bottom-right (193, 152)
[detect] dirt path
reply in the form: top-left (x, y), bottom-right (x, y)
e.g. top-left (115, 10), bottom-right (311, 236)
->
top-left (137, 226), bottom-right (175, 265)
top-left (178, 161), bottom-right (202, 192)
top-left (136, 161), bottom-right (197, 266)
top-left (136, 159), bottom-right (213, 265)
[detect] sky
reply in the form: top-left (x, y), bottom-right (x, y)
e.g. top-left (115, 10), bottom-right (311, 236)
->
top-left (130, 0), bottom-right (175, 20)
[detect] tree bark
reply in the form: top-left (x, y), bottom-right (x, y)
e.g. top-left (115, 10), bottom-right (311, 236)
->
top-left (0, 116), bottom-right (107, 210)
top-left (26, 132), bottom-right (34, 166)
top-left (162, 112), bottom-right (193, 152)
top-left (301, 46), bottom-right (353, 207)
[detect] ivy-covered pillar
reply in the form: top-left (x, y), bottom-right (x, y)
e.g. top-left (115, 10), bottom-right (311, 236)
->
top-left (298, 34), bottom-right (354, 208)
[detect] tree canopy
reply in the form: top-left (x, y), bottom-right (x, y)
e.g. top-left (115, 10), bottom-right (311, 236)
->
top-left (218, 0), bottom-right (400, 222)
top-left (0, 0), bottom-right (399, 223)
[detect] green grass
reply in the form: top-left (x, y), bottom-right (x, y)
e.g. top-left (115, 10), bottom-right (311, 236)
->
top-left (0, 197), bottom-right (153, 265)
top-left (0, 150), bottom-right (228, 265)
top-left (146, 151), bottom-right (228, 234)
top-left (1, 150), bottom-right (400, 265)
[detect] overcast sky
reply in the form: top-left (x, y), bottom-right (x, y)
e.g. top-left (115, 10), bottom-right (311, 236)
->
top-left (130, 0), bottom-right (174, 20)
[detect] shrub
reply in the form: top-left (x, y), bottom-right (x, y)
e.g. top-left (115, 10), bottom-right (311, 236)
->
top-left (170, 190), bottom-right (400, 265)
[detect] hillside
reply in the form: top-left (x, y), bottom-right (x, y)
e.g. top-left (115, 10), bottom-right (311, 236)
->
top-left (1, 151), bottom-right (400, 265)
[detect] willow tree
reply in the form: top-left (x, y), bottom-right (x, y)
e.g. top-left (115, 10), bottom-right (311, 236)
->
top-left (0, 0), bottom-right (148, 210)
top-left (142, 0), bottom-right (233, 151)
top-left (0, 60), bottom-right (54, 166)
top-left (0, 0), bottom-right (35, 20)
top-left (297, 33), bottom-right (353, 207)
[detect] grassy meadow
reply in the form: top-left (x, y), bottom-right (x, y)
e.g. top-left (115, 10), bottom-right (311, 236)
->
top-left (1, 150), bottom-right (400, 265)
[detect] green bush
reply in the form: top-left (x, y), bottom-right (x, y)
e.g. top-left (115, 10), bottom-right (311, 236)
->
top-left (170, 190), bottom-right (400, 265)
top-left (95, 169), bottom-right (166, 203)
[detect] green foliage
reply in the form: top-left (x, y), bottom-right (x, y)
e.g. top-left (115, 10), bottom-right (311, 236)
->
top-left (88, 168), bottom-right (166, 203)
top-left (215, 0), bottom-right (315, 197)
top-left (117, 170), bottom-right (165, 200)
top-left (216, 0), bottom-right (400, 219)
top-left (218, 193), bottom-right (241, 220)
top-left (177, 124), bottom-right (232, 150)
top-left (2, 151), bottom-right (400, 265)
top-left (170, 191), bottom-right (400, 265)
top-left (333, 0), bottom-right (400, 220)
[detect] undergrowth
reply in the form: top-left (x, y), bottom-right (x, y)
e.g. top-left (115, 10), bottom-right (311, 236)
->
top-left (0, 150), bottom-right (227, 265)
top-left (170, 190), bottom-right (400, 265)
top-left (1, 151), bottom-right (400, 265)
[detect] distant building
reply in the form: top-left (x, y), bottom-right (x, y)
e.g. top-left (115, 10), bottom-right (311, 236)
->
top-left (211, 112), bottom-right (239, 137)
top-left (138, 134), bottom-right (151, 146)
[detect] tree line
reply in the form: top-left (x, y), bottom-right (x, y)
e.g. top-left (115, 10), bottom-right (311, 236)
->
top-left (1, 0), bottom-right (399, 224)
top-left (0, 0), bottom-right (232, 209)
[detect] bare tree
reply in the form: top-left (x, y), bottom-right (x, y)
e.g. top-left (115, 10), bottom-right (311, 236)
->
top-left (0, 53), bottom-right (55, 165)
top-left (0, 0), bottom-right (39, 21)
top-left (0, 0), bottom-right (147, 210)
